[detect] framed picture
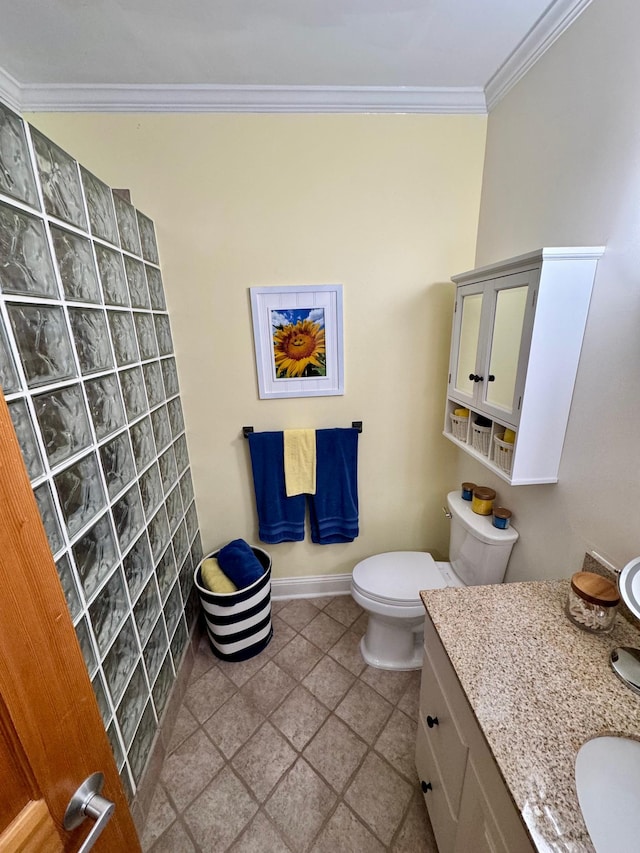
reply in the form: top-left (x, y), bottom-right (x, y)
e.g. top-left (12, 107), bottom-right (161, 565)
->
top-left (250, 284), bottom-right (344, 399)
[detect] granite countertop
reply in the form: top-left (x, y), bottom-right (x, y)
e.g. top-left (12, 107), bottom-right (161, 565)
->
top-left (420, 580), bottom-right (640, 853)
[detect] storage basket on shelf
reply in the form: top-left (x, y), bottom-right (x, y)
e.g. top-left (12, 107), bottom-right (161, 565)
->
top-left (494, 434), bottom-right (514, 475)
top-left (472, 423), bottom-right (491, 456)
top-left (450, 412), bottom-right (469, 442)
top-left (194, 545), bottom-right (272, 662)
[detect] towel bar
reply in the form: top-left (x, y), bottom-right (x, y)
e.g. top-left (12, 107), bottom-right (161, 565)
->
top-left (242, 422), bottom-right (362, 438)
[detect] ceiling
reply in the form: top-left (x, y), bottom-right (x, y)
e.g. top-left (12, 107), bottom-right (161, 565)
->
top-left (0, 0), bottom-right (591, 114)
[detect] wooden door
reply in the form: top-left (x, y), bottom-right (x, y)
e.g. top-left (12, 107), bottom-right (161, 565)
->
top-left (0, 394), bottom-right (141, 852)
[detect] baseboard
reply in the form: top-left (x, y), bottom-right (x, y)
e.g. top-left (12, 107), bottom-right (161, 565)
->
top-left (271, 573), bottom-right (352, 600)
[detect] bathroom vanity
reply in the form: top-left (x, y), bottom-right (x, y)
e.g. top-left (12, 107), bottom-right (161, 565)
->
top-left (417, 580), bottom-right (640, 852)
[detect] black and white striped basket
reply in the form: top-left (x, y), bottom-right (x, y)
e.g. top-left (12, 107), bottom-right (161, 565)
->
top-left (194, 546), bottom-right (273, 662)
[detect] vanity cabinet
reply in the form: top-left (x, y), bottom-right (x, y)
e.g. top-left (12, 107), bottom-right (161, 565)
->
top-left (444, 247), bottom-right (603, 484)
top-left (416, 610), bottom-right (536, 853)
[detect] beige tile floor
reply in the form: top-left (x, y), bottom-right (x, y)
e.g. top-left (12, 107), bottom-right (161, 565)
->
top-left (141, 595), bottom-right (438, 852)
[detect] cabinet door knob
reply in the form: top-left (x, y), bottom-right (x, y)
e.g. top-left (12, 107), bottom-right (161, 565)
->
top-left (421, 780), bottom-right (433, 793)
top-left (426, 715), bottom-right (439, 728)
top-left (488, 374), bottom-right (495, 381)
top-left (468, 373), bottom-right (484, 383)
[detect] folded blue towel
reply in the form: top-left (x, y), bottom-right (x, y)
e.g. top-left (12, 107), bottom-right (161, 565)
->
top-left (216, 539), bottom-right (265, 588)
top-left (247, 431), bottom-right (306, 543)
top-left (309, 428), bottom-right (359, 544)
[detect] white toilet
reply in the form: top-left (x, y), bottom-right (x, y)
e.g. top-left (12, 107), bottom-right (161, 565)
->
top-left (351, 490), bottom-right (519, 670)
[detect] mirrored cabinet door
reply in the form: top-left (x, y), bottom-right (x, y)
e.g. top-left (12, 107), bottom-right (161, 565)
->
top-left (453, 287), bottom-right (483, 401)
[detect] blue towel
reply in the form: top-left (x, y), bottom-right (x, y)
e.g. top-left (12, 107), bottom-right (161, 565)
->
top-left (309, 428), bottom-right (359, 544)
top-left (216, 539), bottom-right (265, 588)
top-left (247, 431), bottom-right (306, 543)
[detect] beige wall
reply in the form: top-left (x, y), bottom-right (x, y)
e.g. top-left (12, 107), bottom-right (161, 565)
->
top-left (28, 112), bottom-right (487, 578)
top-left (457, 0), bottom-right (640, 580)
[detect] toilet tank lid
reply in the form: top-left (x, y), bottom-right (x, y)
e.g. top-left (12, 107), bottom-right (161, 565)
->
top-left (353, 552), bottom-right (446, 602)
top-left (447, 491), bottom-right (519, 544)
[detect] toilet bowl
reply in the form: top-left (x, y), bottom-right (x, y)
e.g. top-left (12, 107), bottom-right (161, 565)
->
top-left (351, 491), bottom-right (518, 670)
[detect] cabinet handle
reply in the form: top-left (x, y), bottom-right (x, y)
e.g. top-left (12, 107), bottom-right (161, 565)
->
top-left (421, 780), bottom-right (433, 793)
top-left (488, 374), bottom-right (495, 381)
top-left (468, 373), bottom-right (484, 383)
top-left (426, 715), bottom-right (439, 728)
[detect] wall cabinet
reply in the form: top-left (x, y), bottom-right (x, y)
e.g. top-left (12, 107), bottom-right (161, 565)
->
top-left (444, 247), bottom-right (603, 484)
top-left (416, 611), bottom-right (536, 853)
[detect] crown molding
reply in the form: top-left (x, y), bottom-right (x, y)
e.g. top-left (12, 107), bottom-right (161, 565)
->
top-left (485, 0), bottom-right (593, 110)
top-left (0, 65), bottom-right (21, 112)
top-left (16, 83), bottom-right (487, 114)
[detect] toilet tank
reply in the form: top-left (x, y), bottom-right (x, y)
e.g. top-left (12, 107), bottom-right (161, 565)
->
top-left (446, 491), bottom-right (519, 586)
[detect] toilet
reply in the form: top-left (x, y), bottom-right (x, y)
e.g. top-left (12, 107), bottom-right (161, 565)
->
top-left (351, 490), bottom-right (518, 670)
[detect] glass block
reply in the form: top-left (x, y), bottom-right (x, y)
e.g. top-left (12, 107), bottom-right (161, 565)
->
top-left (99, 432), bottom-right (136, 499)
top-left (150, 404), bottom-right (171, 454)
top-left (103, 616), bottom-right (140, 702)
top-left (179, 469), bottom-right (194, 509)
top-left (0, 315), bottom-right (20, 394)
top-left (167, 397), bottom-right (184, 438)
top-left (107, 720), bottom-right (125, 769)
top-left (120, 766), bottom-right (134, 803)
top-left (50, 225), bottom-right (101, 303)
top-left (55, 552), bottom-right (82, 620)
top-left (190, 532), bottom-right (203, 569)
top-left (95, 244), bottom-right (128, 307)
top-left (128, 702), bottom-right (157, 784)
top-left (89, 566), bottom-right (128, 655)
top-left (71, 512), bottom-right (117, 598)
top-left (113, 192), bottom-right (141, 256)
top-left (165, 484), bottom-right (183, 533)
top-left (134, 576), bottom-right (161, 647)
top-left (123, 532), bottom-right (153, 600)
top-left (173, 520), bottom-right (189, 566)
top-left (69, 307), bottom-right (113, 375)
top-left (8, 398), bottom-right (43, 479)
top-left (119, 365), bottom-right (148, 421)
top-left (124, 257), bottom-right (149, 309)
top-left (0, 204), bottom-right (58, 297)
top-left (143, 360), bottom-right (165, 408)
top-left (30, 128), bottom-right (87, 229)
top-left (143, 618), bottom-right (168, 683)
top-left (152, 655), bottom-right (175, 721)
top-left (160, 357), bottom-right (179, 398)
top-left (107, 310), bottom-right (139, 367)
top-left (185, 502), bottom-right (199, 544)
top-left (33, 383), bottom-right (92, 468)
top-left (130, 416), bottom-right (156, 473)
top-left (149, 505), bottom-right (170, 562)
top-left (173, 434), bottom-right (189, 476)
top-left (0, 102), bottom-right (39, 207)
top-left (164, 582), bottom-right (183, 636)
top-left (185, 584), bottom-right (200, 631)
top-left (80, 166), bottom-right (119, 246)
top-left (8, 303), bottom-right (76, 388)
top-left (34, 480), bottom-right (64, 554)
top-left (85, 373), bottom-right (126, 440)
top-left (179, 553), bottom-right (193, 601)
top-left (117, 662), bottom-right (148, 747)
top-left (170, 617), bottom-right (188, 668)
top-left (155, 544), bottom-right (178, 602)
top-left (112, 484), bottom-right (145, 552)
top-left (139, 462), bottom-right (163, 520)
top-left (75, 616), bottom-right (97, 677)
top-left (145, 265), bottom-right (166, 311)
top-left (136, 211), bottom-right (160, 264)
top-left (158, 445), bottom-right (178, 494)
top-left (92, 670), bottom-right (112, 726)
top-left (133, 311), bottom-right (157, 360)
top-left (55, 452), bottom-right (106, 536)
top-left (152, 314), bottom-right (172, 357)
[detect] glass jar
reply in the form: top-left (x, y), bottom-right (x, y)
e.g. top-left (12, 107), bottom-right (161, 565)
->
top-left (472, 486), bottom-right (496, 516)
top-left (461, 482), bottom-right (476, 501)
top-left (492, 507), bottom-right (512, 529)
top-left (565, 572), bottom-right (620, 633)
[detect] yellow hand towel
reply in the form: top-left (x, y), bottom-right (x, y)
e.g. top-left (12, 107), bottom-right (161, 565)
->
top-left (284, 429), bottom-right (316, 496)
top-left (200, 558), bottom-right (237, 593)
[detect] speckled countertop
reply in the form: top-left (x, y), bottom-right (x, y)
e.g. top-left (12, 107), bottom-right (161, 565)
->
top-left (420, 580), bottom-right (640, 853)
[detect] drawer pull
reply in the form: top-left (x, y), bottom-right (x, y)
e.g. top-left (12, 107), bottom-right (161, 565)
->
top-left (426, 715), bottom-right (439, 728)
top-left (421, 780), bottom-right (433, 793)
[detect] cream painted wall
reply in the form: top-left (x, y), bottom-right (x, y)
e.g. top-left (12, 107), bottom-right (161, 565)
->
top-left (28, 113), bottom-right (487, 579)
top-left (457, 0), bottom-right (640, 580)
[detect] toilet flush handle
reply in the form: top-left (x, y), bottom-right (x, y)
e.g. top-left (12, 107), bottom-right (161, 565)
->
top-left (442, 506), bottom-right (452, 519)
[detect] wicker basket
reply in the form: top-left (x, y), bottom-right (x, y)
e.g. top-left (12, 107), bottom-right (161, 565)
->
top-left (494, 434), bottom-right (514, 474)
top-left (472, 424), bottom-right (491, 456)
top-left (450, 413), bottom-right (469, 442)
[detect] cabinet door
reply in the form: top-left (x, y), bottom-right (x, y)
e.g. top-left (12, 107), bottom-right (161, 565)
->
top-left (448, 282), bottom-right (485, 407)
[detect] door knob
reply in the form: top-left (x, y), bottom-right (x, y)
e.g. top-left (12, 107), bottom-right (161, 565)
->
top-left (421, 780), bottom-right (433, 793)
top-left (468, 373), bottom-right (484, 382)
top-left (64, 772), bottom-right (115, 853)
top-left (426, 715), bottom-right (439, 728)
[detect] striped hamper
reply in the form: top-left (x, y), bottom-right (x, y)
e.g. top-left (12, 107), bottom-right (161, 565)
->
top-left (194, 546), bottom-right (273, 662)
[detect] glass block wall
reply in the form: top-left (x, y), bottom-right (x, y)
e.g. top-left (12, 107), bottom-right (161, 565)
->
top-left (0, 101), bottom-right (202, 799)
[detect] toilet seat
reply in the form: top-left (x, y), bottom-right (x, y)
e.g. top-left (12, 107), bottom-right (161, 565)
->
top-left (352, 551), bottom-right (446, 607)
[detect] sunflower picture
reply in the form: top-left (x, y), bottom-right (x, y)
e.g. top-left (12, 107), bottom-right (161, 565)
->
top-left (271, 307), bottom-right (326, 379)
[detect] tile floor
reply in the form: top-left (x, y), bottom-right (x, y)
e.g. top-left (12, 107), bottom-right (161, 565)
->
top-left (140, 595), bottom-right (438, 852)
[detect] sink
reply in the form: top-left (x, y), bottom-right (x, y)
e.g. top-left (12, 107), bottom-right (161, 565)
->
top-left (575, 736), bottom-right (640, 852)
